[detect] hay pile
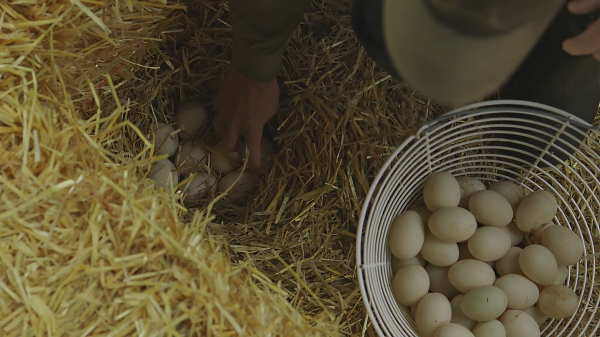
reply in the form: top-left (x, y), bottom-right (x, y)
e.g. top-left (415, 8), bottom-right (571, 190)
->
top-left (3, 0), bottom-right (599, 336)
top-left (0, 0), bottom-right (339, 335)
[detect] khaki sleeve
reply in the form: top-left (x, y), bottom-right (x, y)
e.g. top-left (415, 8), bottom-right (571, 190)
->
top-left (229, 0), bottom-right (311, 82)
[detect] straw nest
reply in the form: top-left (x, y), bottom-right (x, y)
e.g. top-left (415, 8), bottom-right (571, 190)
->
top-left (2, 0), bottom-right (599, 336)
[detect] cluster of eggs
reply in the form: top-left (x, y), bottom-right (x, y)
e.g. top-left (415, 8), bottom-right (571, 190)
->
top-left (388, 172), bottom-right (584, 337)
top-left (147, 101), bottom-right (274, 202)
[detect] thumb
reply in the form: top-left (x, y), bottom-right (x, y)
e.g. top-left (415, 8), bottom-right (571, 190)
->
top-left (568, 0), bottom-right (600, 14)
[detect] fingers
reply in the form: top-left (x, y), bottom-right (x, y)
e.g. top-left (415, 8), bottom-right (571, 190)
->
top-left (222, 119), bottom-right (241, 151)
top-left (245, 128), bottom-right (263, 170)
top-left (568, 0), bottom-right (600, 14)
top-left (563, 18), bottom-right (600, 55)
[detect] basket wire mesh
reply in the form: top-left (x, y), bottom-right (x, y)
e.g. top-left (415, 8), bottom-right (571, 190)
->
top-left (357, 100), bottom-right (600, 337)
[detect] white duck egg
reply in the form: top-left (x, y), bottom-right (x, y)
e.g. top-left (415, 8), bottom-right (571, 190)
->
top-left (494, 274), bottom-right (539, 309)
top-left (456, 176), bottom-right (486, 209)
top-left (426, 264), bottom-right (461, 299)
top-left (448, 259), bottom-right (496, 293)
top-left (388, 211), bottom-right (425, 259)
top-left (392, 254), bottom-right (426, 274)
top-left (468, 190), bottom-right (513, 227)
top-left (416, 293), bottom-right (452, 337)
top-left (423, 172), bottom-right (461, 212)
top-left (500, 310), bottom-right (540, 337)
top-left (393, 265), bottom-right (430, 306)
top-left (175, 101), bottom-right (207, 139)
top-left (468, 226), bottom-right (511, 262)
top-left (175, 141), bottom-right (208, 176)
top-left (408, 202), bottom-right (433, 227)
top-left (496, 247), bottom-right (524, 276)
top-left (538, 284), bottom-right (578, 319)
top-left (179, 173), bottom-right (217, 201)
top-left (500, 221), bottom-right (525, 246)
top-left (152, 122), bottom-right (179, 157)
top-left (540, 225), bottom-right (584, 266)
top-left (489, 181), bottom-right (525, 212)
top-left (148, 159), bottom-right (179, 189)
top-left (522, 305), bottom-right (548, 326)
top-left (519, 244), bottom-right (558, 286)
top-left (450, 294), bottom-right (477, 331)
top-left (516, 190), bottom-right (558, 232)
top-left (472, 320), bottom-right (506, 337)
top-left (433, 323), bottom-right (475, 337)
top-left (210, 140), bottom-right (241, 174)
top-left (428, 207), bottom-right (477, 243)
top-left (218, 170), bottom-right (259, 202)
top-left (461, 285), bottom-right (508, 322)
top-left (421, 231), bottom-right (459, 267)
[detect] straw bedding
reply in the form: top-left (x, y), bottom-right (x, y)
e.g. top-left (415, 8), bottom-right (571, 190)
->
top-left (1, 0), bottom-right (599, 336)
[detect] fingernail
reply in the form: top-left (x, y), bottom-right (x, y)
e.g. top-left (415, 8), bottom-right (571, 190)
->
top-left (568, 0), bottom-right (588, 13)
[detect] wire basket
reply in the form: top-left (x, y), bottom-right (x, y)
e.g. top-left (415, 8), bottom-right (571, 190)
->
top-left (357, 100), bottom-right (600, 337)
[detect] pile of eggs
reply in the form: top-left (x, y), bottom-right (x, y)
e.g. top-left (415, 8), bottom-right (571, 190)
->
top-left (146, 101), bottom-right (274, 202)
top-left (389, 172), bottom-right (584, 337)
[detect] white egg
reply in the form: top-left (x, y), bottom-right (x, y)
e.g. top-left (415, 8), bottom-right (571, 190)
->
top-left (526, 222), bottom-right (554, 245)
top-left (461, 286), bottom-right (508, 322)
top-left (472, 320), bottom-right (506, 337)
top-left (494, 274), bottom-right (539, 309)
top-left (519, 245), bottom-right (558, 286)
top-left (553, 265), bottom-right (569, 285)
top-left (416, 293), bottom-right (452, 337)
top-left (423, 172), bottom-right (461, 212)
top-left (450, 294), bottom-right (477, 331)
top-left (388, 211), bottom-right (425, 259)
top-left (540, 225), bottom-right (584, 266)
top-left (175, 101), bottom-right (206, 139)
top-left (448, 259), bottom-right (496, 293)
top-left (392, 254), bottom-right (426, 274)
top-left (516, 190), bottom-right (558, 232)
top-left (426, 264), bottom-right (461, 299)
top-left (428, 207), bottom-right (477, 243)
top-left (489, 181), bottom-right (525, 212)
top-left (500, 221), bottom-right (524, 246)
top-left (468, 226), bottom-right (511, 262)
top-left (456, 176), bottom-right (486, 209)
top-left (500, 310), bottom-right (540, 337)
top-left (408, 202), bottom-right (433, 227)
top-left (148, 159), bottom-right (179, 189)
top-left (538, 284), bottom-right (578, 319)
top-left (496, 247), bottom-right (524, 276)
top-left (174, 141), bottom-right (208, 176)
top-left (433, 323), bottom-right (475, 337)
top-left (179, 173), bottom-right (217, 201)
top-left (210, 140), bottom-right (241, 174)
top-left (152, 122), bottom-right (179, 157)
top-left (218, 170), bottom-right (259, 202)
top-left (522, 305), bottom-right (548, 326)
top-left (393, 265), bottom-right (430, 306)
top-left (469, 190), bottom-right (513, 227)
top-left (421, 231), bottom-right (459, 267)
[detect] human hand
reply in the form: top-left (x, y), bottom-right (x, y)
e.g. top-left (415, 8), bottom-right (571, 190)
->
top-left (563, 0), bottom-right (600, 59)
top-left (213, 66), bottom-right (280, 170)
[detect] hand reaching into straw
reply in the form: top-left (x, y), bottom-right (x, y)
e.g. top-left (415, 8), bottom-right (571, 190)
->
top-left (213, 66), bottom-right (280, 170)
top-left (563, 0), bottom-right (600, 59)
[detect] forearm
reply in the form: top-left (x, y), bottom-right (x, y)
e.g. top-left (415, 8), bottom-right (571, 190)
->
top-left (229, 0), bottom-right (311, 82)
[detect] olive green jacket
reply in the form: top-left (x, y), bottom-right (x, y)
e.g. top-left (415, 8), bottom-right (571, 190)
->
top-left (230, 0), bottom-right (312, 82)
